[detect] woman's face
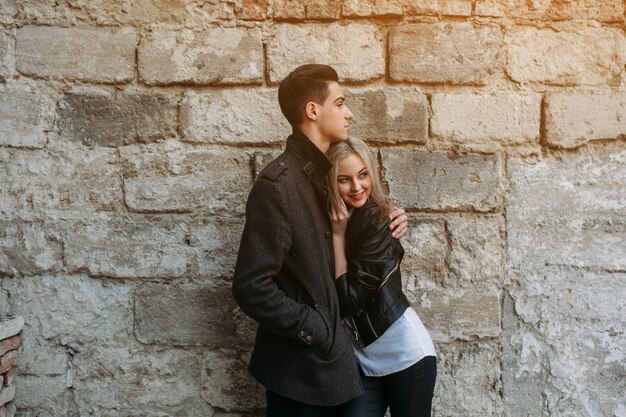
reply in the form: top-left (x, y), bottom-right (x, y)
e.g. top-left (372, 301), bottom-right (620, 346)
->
top-left (336, 153), bottom-right (371, 209)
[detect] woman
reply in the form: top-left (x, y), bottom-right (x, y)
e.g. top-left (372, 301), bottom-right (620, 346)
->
top-left (327, 138), bottom-right (437, 417)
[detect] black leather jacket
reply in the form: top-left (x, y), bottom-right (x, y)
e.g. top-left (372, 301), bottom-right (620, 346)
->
top-left (335, 200), bottom-right (410, 347)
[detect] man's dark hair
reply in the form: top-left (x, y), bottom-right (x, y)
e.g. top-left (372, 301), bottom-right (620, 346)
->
top-left (278, 64), bottom-right (339, 128)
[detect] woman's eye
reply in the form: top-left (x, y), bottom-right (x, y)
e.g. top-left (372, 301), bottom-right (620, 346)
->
top-left (359, 172), bottom-right (369, 178)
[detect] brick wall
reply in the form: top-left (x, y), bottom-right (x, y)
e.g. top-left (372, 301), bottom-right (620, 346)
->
top-left (0, 1), bottom-right (625, 416)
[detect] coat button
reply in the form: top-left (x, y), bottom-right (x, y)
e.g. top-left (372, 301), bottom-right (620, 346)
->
top-left (278, 162), bottom-right (285, 166)
top-left (306, 335), bottom-right (312, 342)
top-left (300, 331), bottom-right (305, 337)
top-left (325, 231), bottom-right (331, 238)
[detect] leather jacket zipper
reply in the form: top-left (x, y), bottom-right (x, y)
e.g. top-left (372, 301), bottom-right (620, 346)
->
top-left (364, 310), bottom-right (379, 339)
top-left (372, 261), bottom-right (399, 302)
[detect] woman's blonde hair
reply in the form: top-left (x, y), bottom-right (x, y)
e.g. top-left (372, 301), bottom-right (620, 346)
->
top-left (326, 137), bottom-right (392, 217)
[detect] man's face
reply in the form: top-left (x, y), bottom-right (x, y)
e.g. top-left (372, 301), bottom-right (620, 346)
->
top-left (315, 81), bottom-right (353, 143)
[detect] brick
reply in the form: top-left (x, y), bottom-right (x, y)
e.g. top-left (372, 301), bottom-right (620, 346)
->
top-left (0, 146), bottom-right (122, 217)
top-left (342, 0), bottom-right (471, 17)
top-left (122, 144), bottom-right (253, 214)
top-left (180, 88), bottom-right (290, 144)
top-left (0, 2), bottom-right (16, 25)
top-left (63, 216), bottom-right (194, 279)
top-left (0, 336), bottom-right (20, 357)
top-left (0, 383), bottom-right (14, 407)
top-left (9, 375), bottom-right (66, 413)
top-left (0, 221), bottom-right (63, 277)
top-left (16, 26), bottom-right (135, 83)
top-left (2, 275), bottom-right (133, 347)
top-left (135, 285), bottom-right (239, 347)
top-left (507, 27), bottom-right (623, 86)
top-left (236, 0), bottom-right (271, 20)
top-left (475, 0), bottom-right (625, 21)
top-left (401, 218), bottom-right (448, 290)
top-left (431, 92), bottom-right (541, 145)
top-left (267, 23), bottom-right (385, 83)
top-left (345, 87), bottom-right (428, 142)
top-left (411, 289), bottom-right (501, 341)
top-left (3, 367), bottom-right (15, 386)
top-left (507, 148), bottom-right (626, 272)
top-left (341, 0), bottom-right (403, 17)
top-left (58, 92), bottom-right (178, 147)
top-left (0, 351), bottom-right (16, 374)
top-left (202, 350), bottom-right (265, 411)
top-left (273, 0), bottom-right (340, 19)
top-left (139, 28), bottom-right (263, 85)
top-left (545, 90), bottom-right (626, 148)
top-left (381, 149), bottom-right (503, 212)
top-left (0, 317), bottom-right (23, 341)
top-left (0, 30), bottom-right (11, 81)
top-left (0, 87), bottom-right (55, 148)
top-left (389, 23), bottom-right (503, 85)
top-left (190, 217), bottom-right (245, 279)
top-left (434, 342), bottom-right (502, 415)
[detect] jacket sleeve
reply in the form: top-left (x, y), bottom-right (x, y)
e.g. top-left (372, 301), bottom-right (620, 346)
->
top-left (335, 208), bottom-right (401, 317)
top-left (232, 175), bottom-right (329, 348)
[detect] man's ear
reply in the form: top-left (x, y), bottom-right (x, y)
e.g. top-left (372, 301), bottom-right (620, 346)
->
top-left (304, 102), bottom-right (318, 121)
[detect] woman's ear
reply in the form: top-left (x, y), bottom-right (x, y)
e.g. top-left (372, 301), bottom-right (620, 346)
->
top-left (305, 102), bottom-right (318, 121)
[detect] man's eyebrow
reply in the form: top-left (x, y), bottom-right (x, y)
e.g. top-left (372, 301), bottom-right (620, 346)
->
top-left (333, 96), bottom-right (345, 103)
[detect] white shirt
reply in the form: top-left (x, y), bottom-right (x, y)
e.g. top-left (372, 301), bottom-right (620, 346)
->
top-left (349, 307), bottom-right (436, 377)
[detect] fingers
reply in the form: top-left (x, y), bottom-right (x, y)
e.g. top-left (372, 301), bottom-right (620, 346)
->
top-left (391, 221), bottom-right (407, 239)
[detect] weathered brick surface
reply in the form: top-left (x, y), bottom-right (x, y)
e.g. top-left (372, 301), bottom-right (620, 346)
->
top-left (180, 88), bottom-right (290, 144)
top-left (345, 87), bottom-right (429, 142)
top-left (0, 318), bottom-right (23, 342)
top-left (0, 146), bottom-right (122, 218)
top-left (545, 90), bottom-right (626, 148)
top-left (0, 384), bottom-right (15, 407)
top-left (72, 346), bottom-right (214, 416)
top-left (267, 23), bottom-right (385, 83)
top-left (507, 148), bottom-right (626, 271)
top-left (0, 30), bottom-right (11, 81)
top-left (389, 23), bottom-right (503, 85)
top-left (431, 92), bottom-right (541, 145)
top-left (273, 0), bottom-right (340, 19)
top-left (58, 91), bottom-right (178, 147)
top-left (16, 26), bottom-right (136, 83)
top-left (0, 221), bottom-right (63, 277)
top-left (401, 218), bottom-right (448, 290)
top-left (191, 217), bottom-right (245, 279)
top-left (122, 144), bottom-right (253, 214)
top-left (0, 336), bottom-right (20, 357)
top-left (139, 28), bottom-right (263, 85)
top-left (3, 368), bottom-right (15, 386)
top-left (0, 87), bottom-right (54, 148)
top-left (475, 0), bottom-right (625, 21)
top-left (382, 149), bottom-right (503, 212)
top-left (10, 375), bottom-right (67, 415)
top-left (434, 342), bottom-right (502, 415)
top-left (202, 350), bottom-right (265, 411)
top-left (341, 0), bottom-right (403, 17)
top-left (135, 285), bottom-right (239, 347)
top-left (0, 351), bottom-right (16, 374)
top-left (63, 216), bottom-right (194, 278)
top-left (343, 0), bottom-right (472, 17)
top-left (411, 289), bottom-right (501, 342)
top-left (507, 27), bottom-right (623, 86)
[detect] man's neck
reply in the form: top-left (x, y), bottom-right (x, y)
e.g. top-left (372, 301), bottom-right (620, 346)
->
top-left (298, 125), bottom-right (331, 154)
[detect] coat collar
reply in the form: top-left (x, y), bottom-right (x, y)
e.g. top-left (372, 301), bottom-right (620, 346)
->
top-left (286, 129), bottom-right (333, 181)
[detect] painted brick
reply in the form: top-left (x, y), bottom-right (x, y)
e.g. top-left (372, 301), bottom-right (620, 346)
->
top-left (139, 27), bottom-right (263, 85)
top-left (545, 90), bottom-right (626, 148)
top-left (0, 87), bottom-right (54, 148)
top-left (431, 92), bottom-right (541, 144)
top-left (267, 23), bottom-right (385, 83)
top-left (382, 149), bottom-right (503, 212)
top-left (58, 91), bottom-right (178, 147)
top-left (16, 26), bottom-right (135, 83)
top-left (180, 88), bottom-right (290, 144)
top-left (346, 87), bottom-right (429, 142)
top-left (389, 23), bottom-right (503, 85)
top-left (507, 27), bottom-right (623, 86)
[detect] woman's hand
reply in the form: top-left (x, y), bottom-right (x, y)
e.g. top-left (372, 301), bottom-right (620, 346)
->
top-left (330, 199), bottom-right (350, 238)
top-left (388, 206), bottom-right (408, 239)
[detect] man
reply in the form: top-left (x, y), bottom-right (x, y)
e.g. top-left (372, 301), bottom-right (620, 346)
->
top-left (232, 64), bottom-right (408, 416)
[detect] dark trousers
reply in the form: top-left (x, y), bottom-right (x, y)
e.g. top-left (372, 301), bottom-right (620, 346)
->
top-left (266, 390), bottom-right (338, 417)
top-left (336, 356), bottom-right (437, 417)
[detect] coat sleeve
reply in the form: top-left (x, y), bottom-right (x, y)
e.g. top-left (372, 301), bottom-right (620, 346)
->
top-left (335, 208), bottom-right (401, 317)
top-left (232, 175), bottom-right (329, 348)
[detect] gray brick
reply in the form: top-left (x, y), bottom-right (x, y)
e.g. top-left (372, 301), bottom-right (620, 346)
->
top-left (16, 26), bottom-right (136, 83)
top-left (58, 91), bottom-right (178, 147)
top-left (139, 28), bottom-right (263, 85)
top-left (346, 87), bottom-right (428, 142)
top-left (0, 221), bottom-right (63, 277)
top-left (431, 92), bottom-right (541, 145)
top-left (190, 217), bottom-right (245, 279)
top-left (267, 23), bottom-right (385, 83)
top-left (401, 218), bottom-right (448, 290)
top-left (545, 90), bottom-right (626, 148)
top-left (0, 87), bottom-right (54, 148)
top-left (134, 285), bottom-right (239, 347)
top-left (382, 149), bottom-right (503, 212)
top-left (389, 23), bottom-right (503, 85)
top-left (506, 27), bottom-right (623, 86)
top-left (0, 30), bottom-right (11, 82)
top-left (180, 88), bottom-right (290, 144)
